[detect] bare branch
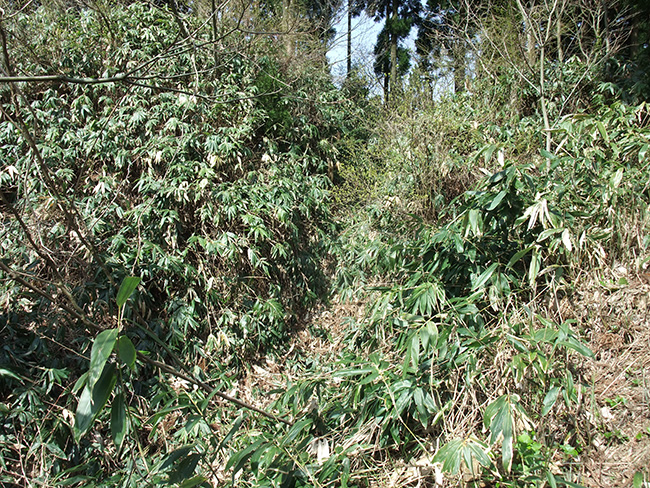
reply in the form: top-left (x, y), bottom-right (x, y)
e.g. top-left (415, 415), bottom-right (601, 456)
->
top-left (0, 73), bottom-right (129, 84)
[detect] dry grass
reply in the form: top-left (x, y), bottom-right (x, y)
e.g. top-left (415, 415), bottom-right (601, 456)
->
top-left (233, 258), bottom-right (650, 487)
top-left (573, 266), bottom-right (650, 487)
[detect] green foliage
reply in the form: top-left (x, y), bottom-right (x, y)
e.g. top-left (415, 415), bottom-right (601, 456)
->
top-left (2, 0), bottom-right (650, 486)
top-left (318, 61), bottom-right (650, 486)
top-left (0, 2), bottom-right (360, 486)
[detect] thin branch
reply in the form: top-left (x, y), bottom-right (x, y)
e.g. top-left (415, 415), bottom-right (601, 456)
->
top-left (142, 356), bottom-right (293, 425)
top-left (0, 260), bottom-right (96, 330)
top-left (0, 73), bottom-right (129, 84)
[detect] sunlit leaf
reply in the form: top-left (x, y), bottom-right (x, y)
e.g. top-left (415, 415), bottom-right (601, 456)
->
top-left (87, 329), bottom-right (117, 392)
top-left (542, 386), bottom-right (561, 416)
top-left (116, 276), bottom-right (141, 308)
top-left (472, 262), bottom-right (498, 291)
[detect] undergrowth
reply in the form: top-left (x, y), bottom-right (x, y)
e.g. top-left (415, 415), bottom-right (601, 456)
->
top-left (219, 92), bottom-right (650, 487)
top-left (1, 2), bottom-right (650, 487)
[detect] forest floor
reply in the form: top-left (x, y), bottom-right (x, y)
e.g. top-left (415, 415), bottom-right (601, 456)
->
top-left (576, 266), bottom-right (650, 488)
top-left (235, 266), bottom-right (650, 488)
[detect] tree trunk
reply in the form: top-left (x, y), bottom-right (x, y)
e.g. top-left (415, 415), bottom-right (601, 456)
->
top-left (526, 24), bottom-right (535, 68)
top-left (389, 0), bottom-right (397, 101)
top-left (453, 39), bottom-right (465, 94)
top-left (384, 69), bottom-right (389, 101)
top-left (556, 12), bottom-right (563, 63)
top-left (211, 0), bottom-right (218, 66)
top-left (283, 0), bottom-right (294, 57)
top-left (347, 2), bottom-right (352, 76)
top-left (539, 44), bottom-right (552, 153)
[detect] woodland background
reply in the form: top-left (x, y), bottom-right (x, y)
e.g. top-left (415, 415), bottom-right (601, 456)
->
top-left (1, 0), bottom-right (650, 486)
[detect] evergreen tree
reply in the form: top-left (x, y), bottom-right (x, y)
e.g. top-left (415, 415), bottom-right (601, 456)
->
top-left (368, 0), bottom-right (420, 101)
top-left (415, 0), bottom-right (478, 94)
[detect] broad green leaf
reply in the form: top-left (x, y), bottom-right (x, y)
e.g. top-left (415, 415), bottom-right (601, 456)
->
top-left (507, 245), bottom-right (534, 269)
top-left (74, 385), bottom-right (93, 439)
top-left (434, 437), bottom-right (490, 475)
top-left (0, 368), bottom-right (23, 382)
top-left (559, 336), bottom-right (594, 358)
top-left (394, 388), bottom-right (413, 417)
top-left (250, 442), bottom-right (271, 466)
top-left (419, 322), bottom-right (438, 352)
top-left (111, 393), bottom-right (127, 449)
top-left (547, 471), bottom-right (558, 488)
top-left (484, 395), bottom-right (518, 472)
top-left (534, 327), bottom-right (557, 344)
top-left (87, 329), bottom-right (118, 391)
top-left (542, 386), bottom-right (561, 416)
top-left (596, 120), bottom-right (609, 143)
top-left (226, 438), bottom-right (266, 474)
top-left (482, 143), bottom-right (498, 164)
top-left (359, 369), bottom-right (380, 385)
top-left (218, 415), bottom-right (245, 451)
top-left (487, 190), bottom-right (507, 211)
top-left (408, 333), bottom-right (420, 370)
top-left (162, 446), bottom-right (195, 470)
top-left (75, 363), bottom-right (117, 439)
top-left (540, 149), bottom-right (556, 160)
top-left (169, 453), bottom-right (201, 484)
top-left (117, 336), bottom-right (136, 370)
top-left (91, 363), bottom-right (117, 411)
top-left (413, 388), bottom-right (425, 415)
top-left (468, 209), bottom-right (481, 236)
top-left (467, 438), bottom-right (491, 468)
top-left (433, 439), bottom-right (464, 474)
top-left (633, 471), bottom-right (644, 488)
top-left (71, 372), bottom-right (88, 395)
top-left (282, 418), bottom-right (312, 446)
top-left (116, 276), bottom-right (141, 308)
top-left (537, 228), bottom-right (563, 242)
top-left (179, 476), bottom-right (207, 488)
top-left (472, 263), bottom-right (498, 291)
top-left (462, 443), bottom-right (475, 474)
top-left (44, 442), bottom-right (66, 459)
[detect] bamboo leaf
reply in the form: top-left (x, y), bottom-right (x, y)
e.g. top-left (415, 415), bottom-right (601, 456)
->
top-left (596, 120), bottom-right (609, 143)
top-left (487, 190), bottom-right (507, 211)
top-left (169, 453), bottom-right (201, 484)
top-left (87, 329), bottom-right (117, 392)
top-left (116, 276), bottom-right (141, 308)
top-left (528, 249), bottom-right (540, 286)
top-left (117, 336), bottom-right (136, 370)
top-left (111, 393), bottom-right (127, 448)
top-left (542, 386), bottom-right (561, 416)
top-left (75, 363), bottom-right (116, 440)
top-left (75, 384), bottom-right (93, 439)
top-left (472, 263), bottom-right (498, 291)
top-left (433, 439), bottom-right (464, 474)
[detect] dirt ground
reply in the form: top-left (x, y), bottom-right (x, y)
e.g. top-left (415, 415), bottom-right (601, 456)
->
top-left (574, 267), bottom-right (650, 487)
